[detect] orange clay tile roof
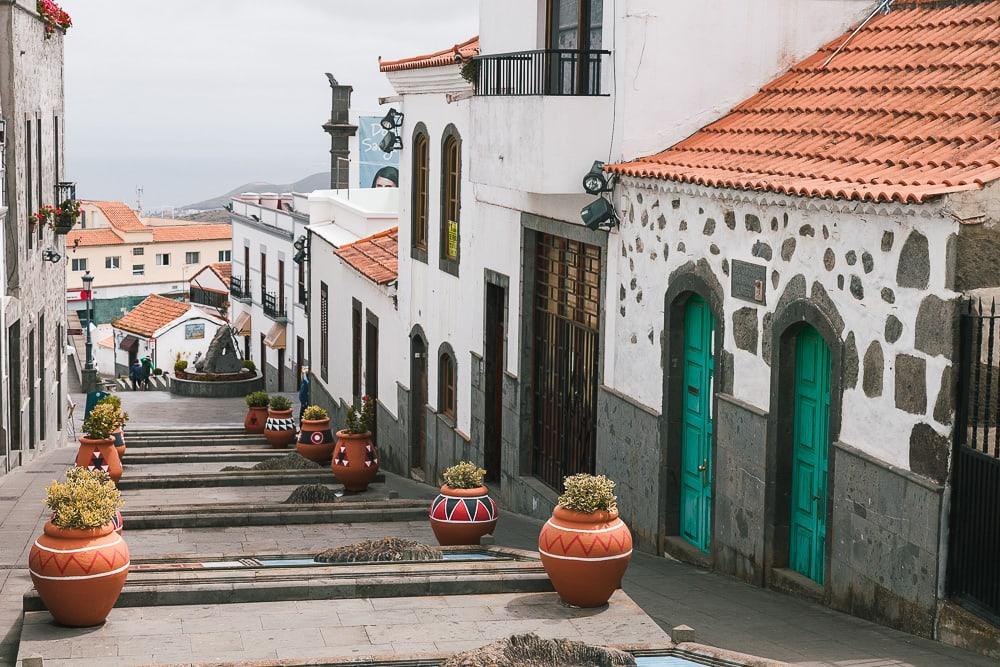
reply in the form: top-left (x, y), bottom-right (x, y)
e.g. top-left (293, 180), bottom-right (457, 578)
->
top-left (607, 1), bottom-right (1000, 204)
top-left (66, 228), bottom-right (124, 247)
top-left (89, 201), bottom-right (147, 232)
top-left (379, 36), bottom-right (479, 72)
top-left (335, 227), bottom-right (398, 285)
top-left (151, 224), bottom-right (232, 243)
top-left (113, 294), bottom-right (192, 338)
top-left (209, 262), bottom-right (232, 287)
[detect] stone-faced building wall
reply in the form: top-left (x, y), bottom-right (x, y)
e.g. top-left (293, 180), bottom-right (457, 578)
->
top-left (600, 175), bottom-right (962, 636)
top-left (0, 1), bottom-right (69, 473)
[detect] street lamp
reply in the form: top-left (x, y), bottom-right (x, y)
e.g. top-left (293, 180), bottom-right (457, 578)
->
top-left (82, 271), bottom-right (96, 370)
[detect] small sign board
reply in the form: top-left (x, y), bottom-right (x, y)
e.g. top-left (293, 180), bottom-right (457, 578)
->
top-left (185, 323), bottom-right (206, 340)
top-left (731, 260), bottom-right (767, 305)
top-left (447, 220), bottom-right (459, 259)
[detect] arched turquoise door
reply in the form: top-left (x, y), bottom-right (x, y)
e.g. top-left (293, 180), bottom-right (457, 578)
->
top-left (679, 296), bottom-right (715, 553)
top-left (790, 326), bottom-right (832, 584)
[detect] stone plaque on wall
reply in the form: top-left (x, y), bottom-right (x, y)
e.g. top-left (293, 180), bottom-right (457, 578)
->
top-left (731, 260), bottom-right (767, 305)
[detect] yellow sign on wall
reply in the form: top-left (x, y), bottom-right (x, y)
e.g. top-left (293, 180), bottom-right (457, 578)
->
top-left (447, 220), bottom-right (459, 259)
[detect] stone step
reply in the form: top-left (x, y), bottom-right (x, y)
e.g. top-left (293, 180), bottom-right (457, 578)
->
top-left (123, 436), bottom-right (270, 448)
top-left (116, 470), bottom-right (384, 490)
top-left (123, 450), bottom-right (286, 464)
top-left (22, 547), bottom-right (548, 610)
top-left (125, 426), bottom-right (248, 437)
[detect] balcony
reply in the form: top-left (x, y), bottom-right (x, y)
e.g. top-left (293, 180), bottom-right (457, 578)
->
top-left (230, 276), bottom-right (251, 302)
top-left (470, 49), bottom-right (614, 194)
top-left (262, 290), bottom-right (287, 322)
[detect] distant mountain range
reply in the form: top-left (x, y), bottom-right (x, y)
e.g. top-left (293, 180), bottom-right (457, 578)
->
top-left (181, 172), bottom-right (331, 211)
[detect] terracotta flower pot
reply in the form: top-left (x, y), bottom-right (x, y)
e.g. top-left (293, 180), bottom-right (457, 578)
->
top-left (263, 408), bottom-right (296, 448)
top-left (331, 430), bottom-right (379, 491)
top-left (538, 506), bottom-right (633, 608)
top-left (296, 418), bottom-right (334, 464)
top-left (112, 509), bottom-right (124, 534)
top-left (244, 406), bottom-right (267, 434)
top-left (112, 428), bottom-right (126, 459)
top-left (75, 437), bottom-right (123, 484)
top-left (430, 485), bottom-right (498, 546)
top-left (28, 521), bottom-right (130, 627)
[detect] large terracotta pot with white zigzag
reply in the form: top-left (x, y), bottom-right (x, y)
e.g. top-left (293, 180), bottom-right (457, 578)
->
top-left (264, 408), bottom-right (296, 448)
top-left (430, 485), bottom-right (498, 546)
top-left (538, 506), bottom-right (633, 608)
top-left (29, 521), bottom-right (130, 626)
top-left (331, 430), bottom-right (379, 491)
top-left (75, 437), bottom-right (123, 484)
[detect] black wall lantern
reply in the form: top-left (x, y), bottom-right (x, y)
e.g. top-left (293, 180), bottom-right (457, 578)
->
top-left (57, 181), bottom-right (76, 203)
top-left (582, 160), bottom-right (615, 195)
top-left (379, 108), bottom-right (404, 131)
top-left (379, 131), bottom-right (403, 154)
top-left (581, 197), bottom-right (619, 231)
top-left (293, 235), bottom-right (308, 264)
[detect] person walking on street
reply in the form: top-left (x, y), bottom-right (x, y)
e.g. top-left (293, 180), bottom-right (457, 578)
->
top-left (129, 360), bottom-right (142, 391)
top-left (141, 356), bottom-right (153, 390)
top-left (298, 370), bottom-right (310, 421)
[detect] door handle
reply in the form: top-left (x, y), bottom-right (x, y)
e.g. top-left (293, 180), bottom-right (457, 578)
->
top-left (698, 459), bottom-right (708, 485)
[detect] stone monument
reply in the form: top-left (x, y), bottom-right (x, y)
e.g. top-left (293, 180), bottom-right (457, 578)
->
top-left (198, 325), bottom-right (243, 374)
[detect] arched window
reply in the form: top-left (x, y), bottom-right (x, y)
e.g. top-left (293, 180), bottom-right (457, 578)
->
top-left (411, 125), bottom-right (429, 258)
top-left (438, 344), bottom-right (457, 420)
top-left (440, 126), bottom-right (461, 273)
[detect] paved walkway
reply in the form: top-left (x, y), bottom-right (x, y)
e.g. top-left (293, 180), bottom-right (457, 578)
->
top-left (0, 393), bottom-right (992, 666)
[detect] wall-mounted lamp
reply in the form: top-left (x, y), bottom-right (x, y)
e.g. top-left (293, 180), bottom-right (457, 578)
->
top-left (42, 248), bottom-right (62, 263)
top-left (56, 181), bottom-right (76, 203)
top-left (379, 131), bottom-right (403, 154)
top-left (293, 235), bottom-right (308, 264)
top-left (582, 160), bottom-right (616, 195)
top-left (379, 108), bottom-right (404, 131)
top-left (581, 197), bottom-right (619, 232)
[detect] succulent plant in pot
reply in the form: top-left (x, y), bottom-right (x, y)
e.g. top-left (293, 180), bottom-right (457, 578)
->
top-left (430, 461), bottom-right (498, 546)
top-left (296, 405), bottom-right (334, 464)
top-left (96, 395), bottom-right (129, 458)
top-left (29, 467), bottom-right (129, 627)
top-left (263, 395), bottom-right (296, 448)
top-left (244, 390), bottom-right (269, 434)
top-left (331, 395), bottom-right (380, 492)
top-left (75, 403), bottom-right (124, 483)
top-left (538, 474), bottom-right (632, 608)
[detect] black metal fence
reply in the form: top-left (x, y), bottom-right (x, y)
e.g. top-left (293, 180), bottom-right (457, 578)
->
top-left (230, 276), bottom-right (249, 301)
top-left (474, 49), bottom-right (610, 96)
top-left (949, 298), bottom-right (1000, 622)
top-left (262, 291), bottom-right (286, 320)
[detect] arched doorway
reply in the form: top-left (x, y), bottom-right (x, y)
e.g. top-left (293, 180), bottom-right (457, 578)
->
top-left (679, 295), bottom-right (716, 553)
top-left (410, 332), bottom-right (428, 476)
top-left (788, 325), bottom-right (832, 584)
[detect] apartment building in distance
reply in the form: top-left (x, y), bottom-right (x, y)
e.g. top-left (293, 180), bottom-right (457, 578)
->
top-left (65, 200), bottom-right (231, 324)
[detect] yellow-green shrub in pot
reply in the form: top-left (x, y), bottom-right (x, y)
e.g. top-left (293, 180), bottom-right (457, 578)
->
top-left (430, 461), bottom-right (498, 546)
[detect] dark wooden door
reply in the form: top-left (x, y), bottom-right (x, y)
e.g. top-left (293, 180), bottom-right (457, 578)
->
top-left (532, 233), bottom-right (601, 491)
top-left (366, 317), bottom-right (379, 439)
top-left (410, 335), bottom-right (427, 472)
top-left (28, 329), bottom-right (35, 449)
top-left (484, 283), bottom-right (505, 483)
top-left (7, 322), bottom-right (21, 452)
top-left (277, 348), bottom-right (285, 392)
top-left (296, 336), bottom-right (305, 387)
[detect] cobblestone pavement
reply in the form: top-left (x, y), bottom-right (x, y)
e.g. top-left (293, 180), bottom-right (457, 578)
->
top-left (0, 394), bottom-right (992, 666)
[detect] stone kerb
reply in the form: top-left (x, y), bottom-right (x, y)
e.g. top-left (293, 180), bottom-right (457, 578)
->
top-left (169, 371), bottom-right (264, 398)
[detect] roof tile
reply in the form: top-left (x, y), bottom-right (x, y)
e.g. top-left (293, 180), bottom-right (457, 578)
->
top-left (607, 1), bottom-right (1000, 203)
top-left (88, 201), bottom-right (146, 232)
top-left (335, 228), bottom-right (398, 285)
top-left (151, 225), bottom-right (232, 243)
top-left (112, 294), bottom-right (191, 338)
top-left (379, 36), bottom-right (479, 72)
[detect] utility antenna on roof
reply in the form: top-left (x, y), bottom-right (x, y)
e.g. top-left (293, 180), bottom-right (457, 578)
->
top-left (136, 186), bottom-right (143, 215)
top-left (822, 0), bottom-right (894, 69)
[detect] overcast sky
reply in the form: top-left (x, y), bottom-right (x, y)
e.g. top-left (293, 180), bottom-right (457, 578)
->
top-left (64, 1), bottom-right (478, 210)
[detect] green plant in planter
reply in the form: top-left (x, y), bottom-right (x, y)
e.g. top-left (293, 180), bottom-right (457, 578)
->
top-left (302, 405), bottom-right (328, 421)
top-left (442, 461), bottom-right (487, 489)
top-left (245, 391), bottom-right (269, 408)
top-left (174, 359), bottom-right (188, 373)
top-left (558, 474), bottom-right (618, 515)
top-left (45, 467), bottom-right (122, 530)
top-left (152, 367), bottom-right (163, 376)
top-left (268, 395), bottom-right (293, 411)
top-left (242, 359), bottom-right (256, 373)
top-left (460, 58), bottom-right (480, 87)
top-left (96, 396), bottom-right (128, 428)
top-left (83, 403), bottom-right (121, 441)
top-left (344, 395), bottom-right (375, 434)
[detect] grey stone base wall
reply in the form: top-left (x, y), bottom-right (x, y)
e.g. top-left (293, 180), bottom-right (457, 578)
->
top-left (376, 393), bottom-right (407, 475)
top-left (169, 373), bottom-right (263, 398)
top-left (714, 394), bottom-right (767, 585)
top-left (307, 376), bottom-right (347, 430)
top-left (828, 441), bottom-right (943, 637)
top-left (596, 385), bottom-right (661, 552)
top-left (263, 362), bottom-right (297, 394)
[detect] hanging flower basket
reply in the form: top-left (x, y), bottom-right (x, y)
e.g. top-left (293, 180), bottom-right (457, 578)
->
top-left (52, 199), bottom-right (80, 235)
top-left (37, 0), bottom-right (72, 38)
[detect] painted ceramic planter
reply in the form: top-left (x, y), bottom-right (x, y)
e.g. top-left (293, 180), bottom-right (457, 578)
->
top-left (331, 430), bottom-right (379, 492)
top-left (296, 418), bottom-right (334, 464)
top-left (28, 522), bottom-right (130, 627)
top-left (75, 437), bottom-right (123, 484)
top-left (112, 428), bottom-right (126, 459)
top-left (430, 485), bottom-right (498, 546)
top-left (112, 509), bottom-right (124, 534)
top-left (263, 408), bottom-right (296, 448)
top-left (538, 506), bottom-right (633, 608)
top-left (244, 406), bottom-right (267, 434)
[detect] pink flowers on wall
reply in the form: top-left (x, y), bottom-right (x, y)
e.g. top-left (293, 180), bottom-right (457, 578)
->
top-left (37, 0), bottom-right (72, 38)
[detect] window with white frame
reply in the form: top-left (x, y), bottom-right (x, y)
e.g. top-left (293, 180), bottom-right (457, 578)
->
top-left (218, 249), bottom-right (231, 262)
top-left (185, 251), bottom-right (200, 264)
top-left (105, 256), bottom-right (120, 269)
top-left (133, 264), bottom-right (145, 276)
top-left (71, 258), bottom-right (87, 272)
top-left (156, 253), bottom-right (170, 266)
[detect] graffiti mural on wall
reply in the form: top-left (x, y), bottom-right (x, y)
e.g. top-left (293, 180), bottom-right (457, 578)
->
top-left (359, 116), bottom-right (400, 189)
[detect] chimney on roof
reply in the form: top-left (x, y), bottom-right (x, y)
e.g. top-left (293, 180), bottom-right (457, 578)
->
top-left (322, 73), bottom-right (358, 190)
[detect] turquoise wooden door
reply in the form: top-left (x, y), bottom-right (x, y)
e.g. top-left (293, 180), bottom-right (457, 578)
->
top-left (679, 296), bottom-right (715, 553)
top-left (790, 326), bottom-right (832, 584)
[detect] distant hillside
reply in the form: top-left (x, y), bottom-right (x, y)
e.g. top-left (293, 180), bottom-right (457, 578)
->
top-left (182, 172), bottom-right (331, 211)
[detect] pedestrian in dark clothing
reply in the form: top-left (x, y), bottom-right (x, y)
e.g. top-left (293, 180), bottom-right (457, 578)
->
top-left (298, 370), bottom-right (310, 421)
top-left (141, 357), bottom-right (152, 390)
top-left (129, 361), bottom-right (142, 391)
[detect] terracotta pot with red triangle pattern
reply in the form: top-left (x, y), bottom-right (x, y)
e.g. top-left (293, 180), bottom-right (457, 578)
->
top-left (112, 427), bottom-right (126, 459)
top-left (430, 485), bottom-right (498, 546)
top-left (244, 406), bottom-right (267, 434)
top-left (330, 430), bottom-right (379, 491)
top-left (75, 437), bottom-right (123, 484)
top-left (28, 521), bottom-right (130, 627)
top-left (537, 506), bottom-right (633, 608)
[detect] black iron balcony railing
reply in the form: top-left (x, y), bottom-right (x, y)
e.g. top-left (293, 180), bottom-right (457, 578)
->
top-left (230, 276), bottom-right (250, 301)
top-left (474, 49), bottom-right (610, 97)
top-left (190, 287), bottom-right (228, 310)
top-left (262, 291), bottom-right (287, 321)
